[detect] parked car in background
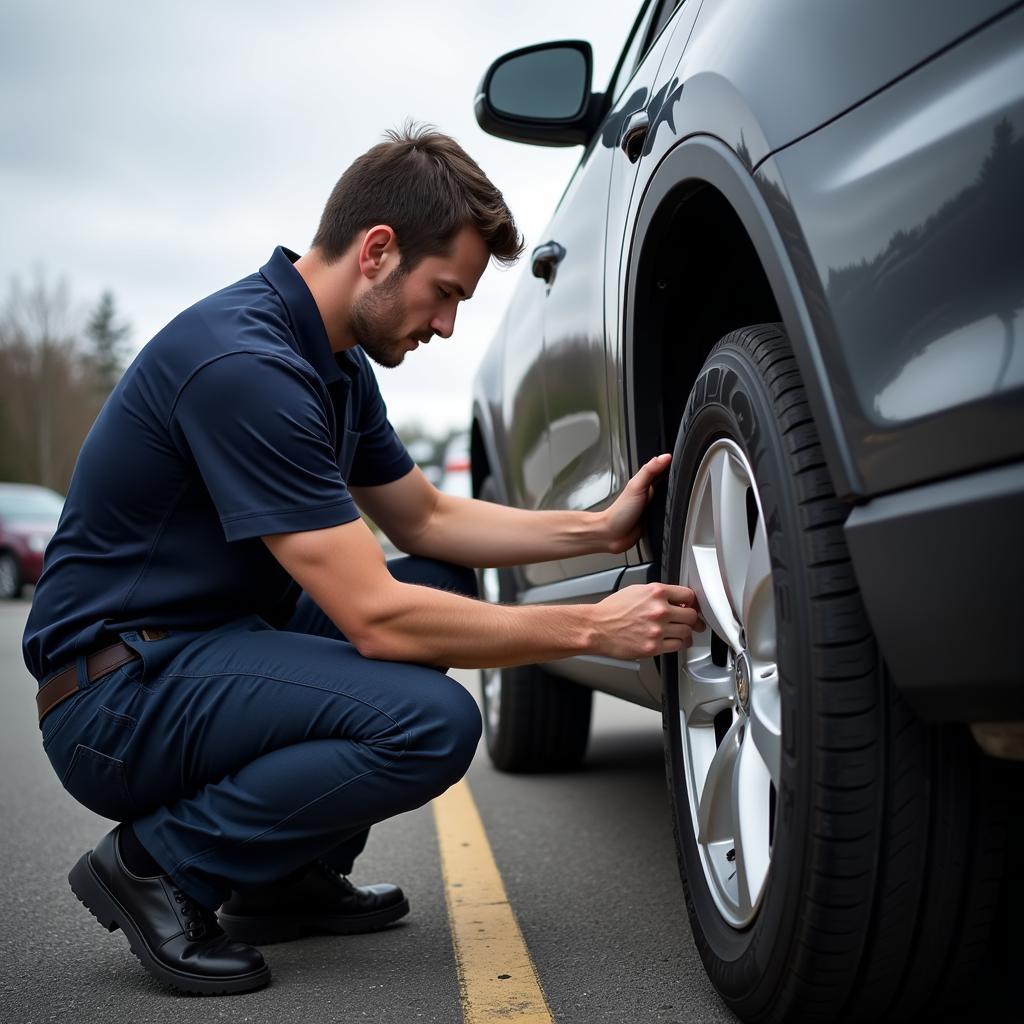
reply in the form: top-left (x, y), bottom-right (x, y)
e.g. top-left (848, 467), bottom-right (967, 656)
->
top-left (439, 430), bottom-right (472, 498)
top-left (470, 1), bottom-right (1024, 1020)
top-left (405, 438), bottom-right (444, 486)
top-left (0, 483), bottom-right (64, 599)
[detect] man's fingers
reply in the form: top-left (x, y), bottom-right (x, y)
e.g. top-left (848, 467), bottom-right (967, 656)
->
top-left (665, 605), bottom-right (702, 628)
top-left (659, 634), bottom-right (693, 652)
top-left (663, 622), bottom-right (696, 642)
top-left (631, 453), bottom-right (671, 492)
top-left (658, 583), bottom-right (706, 631)
top-left (662, 583), bottom-right (698, 607)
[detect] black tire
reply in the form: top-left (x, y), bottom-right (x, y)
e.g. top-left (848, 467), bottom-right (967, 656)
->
top-left (660, 324), bottom-right (1009, 1023)
top-left (477, 476), bottom-right (592, 773)
top-left (0, 551), bottom-right (22, 600)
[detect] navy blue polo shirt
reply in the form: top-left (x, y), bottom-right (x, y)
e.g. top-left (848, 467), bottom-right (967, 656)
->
top-left (23, 246), bottom-right (414, 682)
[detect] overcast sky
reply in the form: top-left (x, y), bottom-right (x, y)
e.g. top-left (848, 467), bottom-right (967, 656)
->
top-left (1, 0), bottom-right (641, 435)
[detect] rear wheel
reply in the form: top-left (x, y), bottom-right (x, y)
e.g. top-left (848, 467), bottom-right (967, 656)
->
top-left (0, 552), bottom-right (21, 600)
top-left (477, 477), bottom-right (592, 772)
top-left (660, 324), bottom-right (1010, 1022)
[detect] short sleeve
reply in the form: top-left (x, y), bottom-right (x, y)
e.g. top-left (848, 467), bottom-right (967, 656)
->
top-left (169, 353), bottom-right (360, 541)
top-left (347, 360), bottom-right (415, 487)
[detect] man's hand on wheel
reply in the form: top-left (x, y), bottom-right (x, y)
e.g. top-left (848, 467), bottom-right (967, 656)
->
top-left (599, 453), bottom-right (672, 554)
top-left (590, 583), bottom-right (706, 661)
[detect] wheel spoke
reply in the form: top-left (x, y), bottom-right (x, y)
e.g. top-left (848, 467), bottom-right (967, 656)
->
top-left (696, 715), bottom-right (743, 844)
top-left (709, 448), bottom-right (753, 623)
top-left (691, 544), bottom-right (741, 651)
top-left (748, 667), bottom-right (782, 786)
top-left (679, 653), bottom-right (734, 725)
top-left (732, 725), bottom-right (773, 914)
top-left (741, 524), bottom-right (771, 628)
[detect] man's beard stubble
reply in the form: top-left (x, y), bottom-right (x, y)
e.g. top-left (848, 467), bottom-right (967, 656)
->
top-left (349, 267), bottom-right (410, 370)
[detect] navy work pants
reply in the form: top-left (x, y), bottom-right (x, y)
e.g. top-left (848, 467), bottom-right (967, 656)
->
top-left (40, 556), bottom-right (482, 909)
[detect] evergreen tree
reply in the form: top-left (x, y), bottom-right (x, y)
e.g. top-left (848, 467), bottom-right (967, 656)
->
top-left (85, 290), bottom-right (131, 392)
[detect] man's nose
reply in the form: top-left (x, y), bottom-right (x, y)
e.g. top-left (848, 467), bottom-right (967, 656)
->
top-left (431, 309), bottom-right (456, 339)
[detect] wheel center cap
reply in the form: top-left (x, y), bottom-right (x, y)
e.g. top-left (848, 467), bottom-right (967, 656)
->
top-left (735, 651), bottom-right (751, 709)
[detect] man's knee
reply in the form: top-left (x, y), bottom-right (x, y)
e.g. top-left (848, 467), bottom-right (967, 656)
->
top-left (409, 675), bottom-right (481, 786)
top-left (446, 680), bottom-right (483, 776)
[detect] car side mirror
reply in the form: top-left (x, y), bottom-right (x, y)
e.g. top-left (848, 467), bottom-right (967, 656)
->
top-left (475, 41), bottom-right (601, 147)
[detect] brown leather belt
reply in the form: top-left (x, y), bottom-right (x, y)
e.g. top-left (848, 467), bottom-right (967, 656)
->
top-left (36, 641), bottom-right (141, 723)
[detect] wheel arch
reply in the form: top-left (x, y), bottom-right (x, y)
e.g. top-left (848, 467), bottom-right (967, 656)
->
top-left (470, 399), bottom-right (509, 505)
top-left (624, 135), bottom-right (859, 564)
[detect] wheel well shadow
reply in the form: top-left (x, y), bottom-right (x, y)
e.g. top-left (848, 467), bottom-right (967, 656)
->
top-left (633, 182), bottom-right (780, 565)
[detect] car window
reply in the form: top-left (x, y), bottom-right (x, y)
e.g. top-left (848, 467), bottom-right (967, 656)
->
top-left (0, 487), bottom-right (64, 519)
top-left (649, 0), bottom-right (685, 43)
top-left (606, 0), bottom-right (683, 105)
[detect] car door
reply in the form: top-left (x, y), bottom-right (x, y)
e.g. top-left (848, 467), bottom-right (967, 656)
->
top-left (601, 0), bottom-right (703, 568)
top-left (539, 0), bottom-right (698, 581)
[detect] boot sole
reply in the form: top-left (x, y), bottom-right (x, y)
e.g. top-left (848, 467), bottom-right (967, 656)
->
top-left (219, 897), bottom-right (411, 945)
top-left (68, 851), bottom-right (271, 995)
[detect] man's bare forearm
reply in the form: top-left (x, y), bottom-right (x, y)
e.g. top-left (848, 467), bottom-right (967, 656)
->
top-left (404, 492), bottom-right (610, 568)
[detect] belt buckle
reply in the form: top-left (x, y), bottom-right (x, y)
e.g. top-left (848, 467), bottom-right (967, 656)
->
top-left (140, 629), bottom-right (168, 641)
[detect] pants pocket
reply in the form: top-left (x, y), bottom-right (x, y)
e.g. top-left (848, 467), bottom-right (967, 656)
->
top-left (61, 744), bottom-right (136, 822)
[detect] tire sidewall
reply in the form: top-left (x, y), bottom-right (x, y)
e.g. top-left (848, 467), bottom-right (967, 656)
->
top-left (477, 477), bottom-right (525, 762)
top-left (661, 341), bottom-right (812, 1008)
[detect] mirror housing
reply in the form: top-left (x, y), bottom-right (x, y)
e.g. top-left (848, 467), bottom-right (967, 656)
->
top-left (474, 40), bottom-right (603, 148)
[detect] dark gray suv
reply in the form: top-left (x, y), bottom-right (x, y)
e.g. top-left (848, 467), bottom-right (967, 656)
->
top-left (469, 1), bottom-right (1024, 1020)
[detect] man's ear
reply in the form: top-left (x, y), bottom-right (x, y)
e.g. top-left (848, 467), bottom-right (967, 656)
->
top-left (358, 225), bottom-right (398, 281)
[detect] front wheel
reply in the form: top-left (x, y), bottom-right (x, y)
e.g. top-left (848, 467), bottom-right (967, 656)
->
top-left (660, 324), bottom-right (1008, 1022)
top-left (477, 477), bottom-right (592, 773)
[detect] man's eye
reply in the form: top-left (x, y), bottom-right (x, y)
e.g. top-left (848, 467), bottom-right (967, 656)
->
top-left (437, 287), bottom-right (451, 300)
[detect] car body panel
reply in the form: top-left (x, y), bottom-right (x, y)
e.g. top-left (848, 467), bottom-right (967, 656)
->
top-left (493, 273), bottom-right (565, 586)
top-left (673, 0), bottom-right (1017, 170)
top-left (472, 0), bottom-right (1024, 716)
top-left (770, 5), bottom-right (1024, 495)
top-left (845, 460), bottom-right (1024, 721)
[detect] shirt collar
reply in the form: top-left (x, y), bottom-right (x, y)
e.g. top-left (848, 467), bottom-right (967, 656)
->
top-left (259, 246), bottom-right (361, 384)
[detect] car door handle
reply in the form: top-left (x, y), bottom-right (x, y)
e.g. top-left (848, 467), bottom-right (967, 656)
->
top-left (620, 109), bottom-right (650, 162)
top-left (531, 240), bottom-right (566, 283)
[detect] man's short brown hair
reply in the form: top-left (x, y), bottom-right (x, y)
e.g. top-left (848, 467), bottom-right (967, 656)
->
top-left (312, 121), bottom-right (524, 272)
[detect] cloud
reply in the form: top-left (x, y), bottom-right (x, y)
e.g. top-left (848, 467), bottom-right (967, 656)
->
top-left (1, 0), bottom-right (640, 431)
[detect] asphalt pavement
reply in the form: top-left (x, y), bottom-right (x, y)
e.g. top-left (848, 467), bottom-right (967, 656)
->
top-left (0, 596), bottom-right (738, 1024)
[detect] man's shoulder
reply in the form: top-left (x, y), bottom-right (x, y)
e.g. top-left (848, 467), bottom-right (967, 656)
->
top-left (176, 271), bottom-right (294, 356)
top-left (137, 272), bottom-right (312, 394)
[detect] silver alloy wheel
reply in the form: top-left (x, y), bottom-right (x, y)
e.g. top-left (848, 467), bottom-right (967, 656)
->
top-left (480, 566), bottom-right (502, 735)
top-left (677, 439), bottom-right (781, 928)
top-left (0, 554), bottom-right (18, 600)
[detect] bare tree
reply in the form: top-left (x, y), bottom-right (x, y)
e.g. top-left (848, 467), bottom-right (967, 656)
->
top-left (0, 271), bottom-right (109, 492)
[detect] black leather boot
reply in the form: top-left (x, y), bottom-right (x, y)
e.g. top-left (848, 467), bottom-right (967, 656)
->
top-left (219, 860), bottom-right (409, 944)
top-left (68, 826), bottom-right (270, 995)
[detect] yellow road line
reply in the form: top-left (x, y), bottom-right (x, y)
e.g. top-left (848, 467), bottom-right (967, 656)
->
top-left (432, 778), bottom-right (553, 1024)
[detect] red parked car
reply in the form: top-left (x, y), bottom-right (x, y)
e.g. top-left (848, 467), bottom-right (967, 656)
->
top-left (0, 483), bottom-right (64, 599)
